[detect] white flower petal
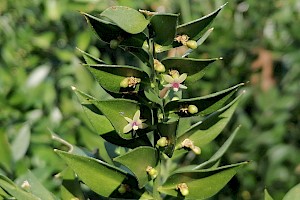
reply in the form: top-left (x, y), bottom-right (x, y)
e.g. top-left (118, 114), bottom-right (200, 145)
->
top-left (162, 74), bottom-right (174, 83)
top-left (124, 117), bottom-right (133, 123)
top-left (173, 87), bottom-right (179, 92)
top-left (179, 84), bottom-right (187, 89)
top-left (133, 125), bottom-right (139, 131)
top-left (177, 73), bottom-right (187, 83)
top-left (163, 84), bottom-right (173, 88)
top-left (133, 110), bottom-right (141, 121)
top-left (123, 124), bottom-right (133, 133)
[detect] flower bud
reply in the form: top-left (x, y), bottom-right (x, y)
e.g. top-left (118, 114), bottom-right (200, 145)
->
top-left (186, 40), bottom-right (197, 49)
top-left (120, 78), bottom-right (129, 88)
top-left (146, 166), bottom-right (158, 179)
top-left (156, 137), bottom-right (168, 147)
top-left (176, 183), bottom-right (189, 196)
top-left (110, 39), bottom-right (120, 49)
top-left (154, 59), bottom-right (165, 73)
top-left (188, 105), bottom-right (198, 114)
top-left (192, 146), bottom-right (201, 155)
top-left (118, 184), bottom-right (128, 194)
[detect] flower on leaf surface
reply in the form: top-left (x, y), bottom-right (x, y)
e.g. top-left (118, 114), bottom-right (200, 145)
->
top-left (162, 71), bottom-right (187, 92)
top-left (123, 110), bottom-right (148, 134)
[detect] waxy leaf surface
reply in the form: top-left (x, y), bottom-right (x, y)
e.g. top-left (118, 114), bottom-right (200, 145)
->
top-left (114, 147), bottom-right (158, 188)
top-left (55, 150), bottom-right (127, 197)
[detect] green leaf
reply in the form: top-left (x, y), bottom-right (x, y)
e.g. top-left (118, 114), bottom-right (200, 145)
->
top-left (165, 83), bottom-right (244, 117)
top-left (124, 47), bottom-right (154, 69)
top-left (282, 183), bottom-right (300, 200)
top-left (60, 168), bottom-right (85, 200)
top-left (161, 57), bottom-right (220, 82)
top-left (85, 64), bottom-right (149, 94)
top-left (264, 189), bottom-right (274, 200)
top-left (0, 130), bottom-right (12, 173)
top-left (16, 170), bottom-right (57, 200)
top-left (158, 120), bottom-right (179, 157)
top-left (55, 150), bottom-right (127, 197)
top-left (0, 175), bottom-right (40, 200)
top-left (158, 162), bottom-right (248, 199)
top-left (144, 87), bottom-right (163, 108)
top-left (90, 99), bottom-right (151, 139)
top-left (100, 6), bottom-right (149, 34)
top-left (73, 87), bottom-right (152, 148)
top-left (177, 93), bottom-right (243, 148)
top-left (114, 147), bottom-right (158, 188)
top-left (176, 3), bottom-right (226, 41)
top-left (11, 123), bottom-right (31, 161)
top-left (77, 48), bottom-right (105, 65)
top-left (72, 87), bottom-right (115, 135)
top-left (193, 126), bottom-right (241, 169)
top-left (82, 12), bottom-right (146, 47)
top-left (150, 13), bottom-right (179, 45)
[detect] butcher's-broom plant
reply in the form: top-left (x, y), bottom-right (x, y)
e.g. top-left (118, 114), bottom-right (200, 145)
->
top-left (0, 4), bottom-right (248, 200)
top-left (57, 4), bottom-right (248, 200)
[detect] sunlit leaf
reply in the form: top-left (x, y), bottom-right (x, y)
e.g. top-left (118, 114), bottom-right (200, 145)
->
top-left (158, 162), bottom-right (248, 199)
top-left (55, 150), bottom-right (127, 197)
top-left (282, 183), bottom-right (300, 200)
top-left (11, 123), bottom-right (31, 161)
top-left (100, 6), bottom-right (149, 34)
top-left (114, 147), bottom-right (158, 188)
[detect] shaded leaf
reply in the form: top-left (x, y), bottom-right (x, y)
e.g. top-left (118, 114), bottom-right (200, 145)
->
top-left (55, 150), bottom-right (127, 197)
top-left (100, 6), bottom-right (149, 34)
top-left (0, 175), bottom-right (40, 200)
top-left (60, 168), bottom-right (85, 200)
top-left (158, 162), bottom-right (248, 199)
top-left (150, 13), bottom-right (179, 45)
top-left (161, 57), bottom-right (220, 82)
top-left (158, 120), bottom-right (179, 157)
top-left (114, 147), bottom-right (158, 188)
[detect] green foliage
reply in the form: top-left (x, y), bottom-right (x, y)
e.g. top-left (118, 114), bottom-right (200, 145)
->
top-left (46, 4), bottom-right (247, 199)
top-left (1, 0), bottom-right (299, 199)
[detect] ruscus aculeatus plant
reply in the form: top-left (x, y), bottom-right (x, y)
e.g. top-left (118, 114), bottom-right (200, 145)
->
top-left (55, 4), bottom-right (248, 200)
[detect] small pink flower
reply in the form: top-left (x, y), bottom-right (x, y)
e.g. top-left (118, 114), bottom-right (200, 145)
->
top-left (162, 73), bottom-right (187, 92)
top-left (123, 110), bottom-right (148, 134)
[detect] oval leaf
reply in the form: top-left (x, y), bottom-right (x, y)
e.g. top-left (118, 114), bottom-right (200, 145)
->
top-left (158, 162), bottom-right (248, 199)
top-left (82, 12), bottom-right (146, 47)
top-left (114, 147), bottom-right (158, 188)
top-left (100, 6), bottom-right (149, 34)
top-left (55, 150), bottom-right (127, 197)
top-left (85, 64), bottom-right (149, 94)
top-left (90, 99), bottom-right (151, 139)
top-left (161, 57), bottom-right (220, 82)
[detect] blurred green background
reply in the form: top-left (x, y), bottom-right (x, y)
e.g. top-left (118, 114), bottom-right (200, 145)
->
top-left (0, 0), bottom-right (299, 199)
